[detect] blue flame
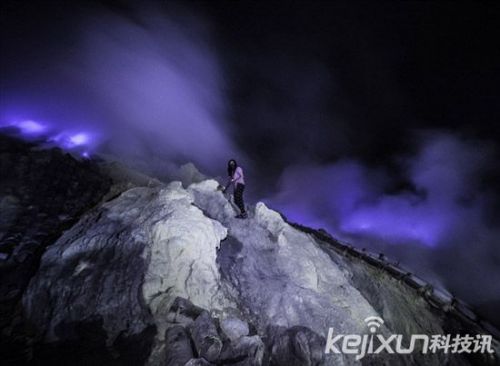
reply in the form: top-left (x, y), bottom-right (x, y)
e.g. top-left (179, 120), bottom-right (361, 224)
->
top-left (2, 119), bottom-right (96, 157)
top-left (17, 120), bottom-right (47, 134)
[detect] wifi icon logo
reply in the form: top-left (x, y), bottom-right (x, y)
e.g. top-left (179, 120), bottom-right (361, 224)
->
top-left (364, 316), bottom-right (384, 333)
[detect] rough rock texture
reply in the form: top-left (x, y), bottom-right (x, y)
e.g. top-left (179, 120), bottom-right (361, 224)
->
top-left (2, 136), bottom-right (499, 365)
top-left (164, 325), bottom-right (194, 366)
top-left (165, 301), bottom-right (265, 366)
top-left (220, 317), bottom-right (250, 342)
top-left (218, 335), bottom-right (265, 366)
top-left (190, 311), bottom-right (223, 362)
top-left (268, 326), bottom-right (325, 366)
top-left (189, 180), bottom-right (384, 365)
top-left (0, 134), bottom-right (112, 363)
top-left (22, 181), bottom-right (233, 364)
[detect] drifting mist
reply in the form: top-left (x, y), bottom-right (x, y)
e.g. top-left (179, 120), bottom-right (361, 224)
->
top-left (0, 3), bottom-right (243, 178)
top-left (266, 131), bottom-right (500, 312)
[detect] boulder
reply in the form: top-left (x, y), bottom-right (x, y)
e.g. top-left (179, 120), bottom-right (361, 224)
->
top-left (190, 311), bottom-right (223, 362)
top-left (219, 335), bottom-right (265, 366)
top-left (164, 325), bottom-right (194, 366)
top-left (220, 317), bottom-right (250, 342)
top-left (269, 326), bottom-right (325, 366)
top-left (166, 297), bottom-right (205, 326)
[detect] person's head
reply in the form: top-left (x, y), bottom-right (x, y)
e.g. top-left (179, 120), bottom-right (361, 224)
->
top-left (227, 159), bottom-right (237, 176)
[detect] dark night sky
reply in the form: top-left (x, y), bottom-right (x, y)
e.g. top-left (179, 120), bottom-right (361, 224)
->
top-left (207, 1), bottom-right (500, 163)
top-left (1, 1), bottom-right (500, 326)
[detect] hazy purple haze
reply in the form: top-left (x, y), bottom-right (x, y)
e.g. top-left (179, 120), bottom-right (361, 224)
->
top-left (266, 131), bottom-right (500, 310)
top-left (1, 3), bottom-right (246, 178)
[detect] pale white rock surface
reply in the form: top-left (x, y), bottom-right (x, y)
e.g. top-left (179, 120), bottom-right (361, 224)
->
top-left (189, 180), bottom-right (378, 334)
top-left (220, 317), bottom-right (250, 342)
top-left (20, 176), bottom-right (499, 366)
top-left (188, 180), bottom-right (382, 365)
top-left (23, 181), bottom-right (234, 364)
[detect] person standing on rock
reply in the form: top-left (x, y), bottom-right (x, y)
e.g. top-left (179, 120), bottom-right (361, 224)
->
top-left (223, 159), bottom-right (247, 219)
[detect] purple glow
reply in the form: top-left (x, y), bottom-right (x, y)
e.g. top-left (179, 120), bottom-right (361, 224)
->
top-left (1, 117), bottom-right (98, 154)
top-left (1, 119), bottom-right (48, 135)
top-left (267, 133), bottom-right (495, 249)
top-left (69, 3), bottom-right (245, 175)
top-left (0, 3), bottom-right (247, 179)
top-left (339, 197), bottom-right (452, 246)
top-left (47, 130), bottom-right (96, 151)
top-left (18, 120), bottom-right (47, 134)
top-left (69, 133), bottom-right (89, 146)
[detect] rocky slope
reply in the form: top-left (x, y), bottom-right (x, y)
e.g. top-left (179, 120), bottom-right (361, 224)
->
top-left (0, 134), bottom-right (112, 362)
top-left (1, 134), bottom-right (499, 365)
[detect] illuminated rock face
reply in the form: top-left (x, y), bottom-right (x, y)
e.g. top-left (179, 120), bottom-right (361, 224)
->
top-left (1, 138), bottom-right (497, 365)
top-left (23, 181), bottom-right (233, 364)
top-left (188, 180), bottom-right (380, 344)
